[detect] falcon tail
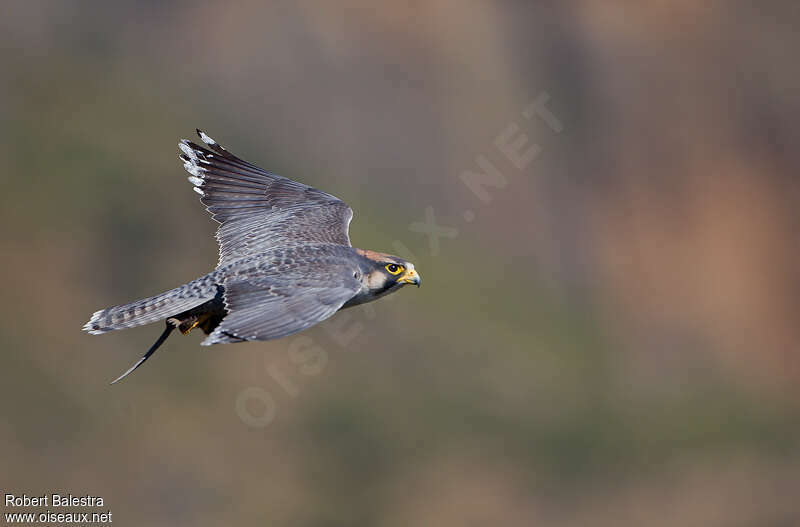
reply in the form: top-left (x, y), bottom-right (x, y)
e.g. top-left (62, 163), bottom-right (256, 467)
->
top-left (83, 276), bottom-right (219, 334)
top-left (100, 291), bottom-right (227, 384)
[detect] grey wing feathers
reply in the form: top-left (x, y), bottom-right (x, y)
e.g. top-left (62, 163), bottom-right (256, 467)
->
top-left (179, 130), bottom-right (353, 266)
top-left (203, 271), bottom-right (360, 346)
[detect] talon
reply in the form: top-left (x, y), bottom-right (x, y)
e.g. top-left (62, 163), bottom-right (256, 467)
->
top-left (182, 320), bottom-right (201, 335)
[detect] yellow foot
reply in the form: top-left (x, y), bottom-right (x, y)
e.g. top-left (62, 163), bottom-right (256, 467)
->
top-left (182, 320), bottom-right (201, 335)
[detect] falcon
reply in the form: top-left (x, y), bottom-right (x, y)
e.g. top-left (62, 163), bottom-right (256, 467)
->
top-left (83, 130), bottom-right (421, 383)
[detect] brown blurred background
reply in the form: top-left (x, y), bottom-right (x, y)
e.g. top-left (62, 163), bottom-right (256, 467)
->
top-left (2, 1), bottom-right (800, 525)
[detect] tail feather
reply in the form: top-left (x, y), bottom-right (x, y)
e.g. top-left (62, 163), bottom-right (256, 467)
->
top-left (83, 276), bottom-right (218, 334)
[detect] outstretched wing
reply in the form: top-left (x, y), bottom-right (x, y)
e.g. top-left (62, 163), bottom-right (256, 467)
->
top-left (179, 130), bottom-right (353, 266)
top-left (202, 267), bottom-right (361, 346)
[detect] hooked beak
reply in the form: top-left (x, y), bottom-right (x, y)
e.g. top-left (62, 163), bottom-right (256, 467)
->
top-left (399, 268), bottom-right (421, 287)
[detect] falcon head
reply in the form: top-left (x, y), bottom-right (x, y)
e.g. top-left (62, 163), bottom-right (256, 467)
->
top-left (346, 249), bottom-right (421, 307)
top-left (365, 258), bottom-right (421, 289)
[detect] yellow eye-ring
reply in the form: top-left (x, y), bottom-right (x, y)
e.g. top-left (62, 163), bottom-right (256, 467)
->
top-left (385, 263), bottom-right (404, 275)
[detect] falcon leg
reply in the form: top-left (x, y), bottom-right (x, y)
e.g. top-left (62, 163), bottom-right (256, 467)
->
top-left (182, 319), bottom-right (201, 335)
top-left (110, 322), bottom-right (175, 385)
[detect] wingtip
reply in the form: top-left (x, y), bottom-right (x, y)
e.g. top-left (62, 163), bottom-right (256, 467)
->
top-left (110, 324), bottom-right (175, 385)
top-left (179, 140), bottom-right (211, 188)
top-left (196, 128), bottom-right (217, 145)
top-left (109, 359), bottom-right (142, 385)
top-left (178, 141), bottom-right (196, 160)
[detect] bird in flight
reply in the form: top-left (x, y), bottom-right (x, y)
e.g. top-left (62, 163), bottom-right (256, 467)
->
top-left (84, 130), bottom-right (421, 384)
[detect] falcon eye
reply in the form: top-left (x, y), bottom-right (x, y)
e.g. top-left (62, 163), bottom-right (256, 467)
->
top-left (385, 263), bottom-right (404, 275)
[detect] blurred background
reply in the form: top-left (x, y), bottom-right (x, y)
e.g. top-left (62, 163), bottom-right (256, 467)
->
top-left (2, 1), bottom-right (800, 525)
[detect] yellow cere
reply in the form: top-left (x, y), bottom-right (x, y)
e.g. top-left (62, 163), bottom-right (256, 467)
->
top-left (385, 263), bottom-right (404, 275)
